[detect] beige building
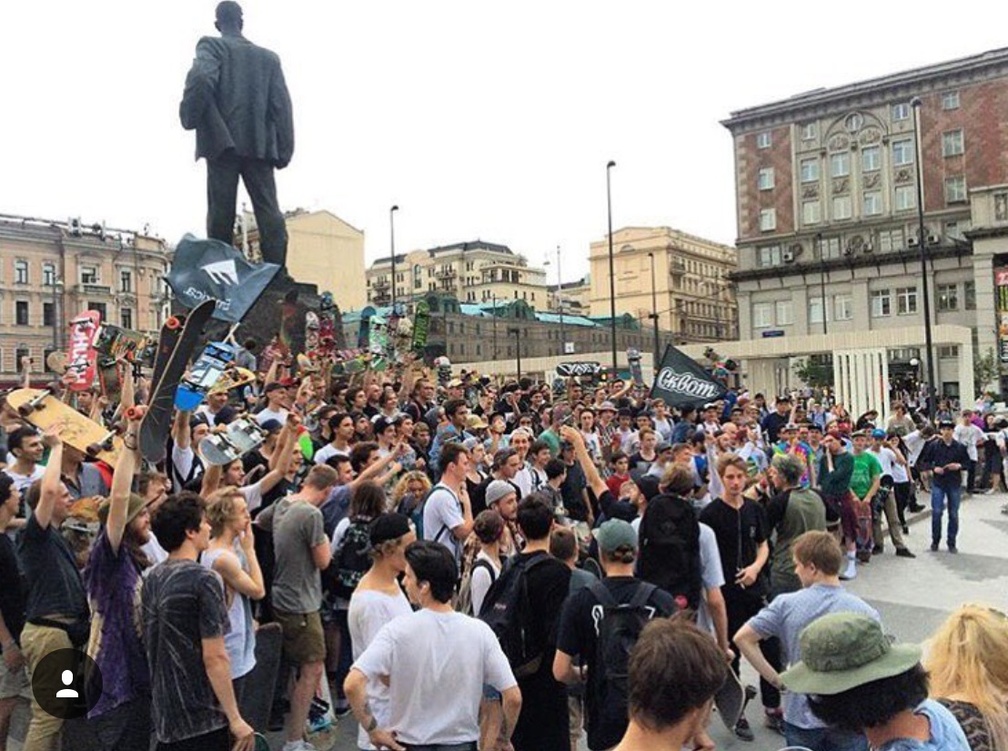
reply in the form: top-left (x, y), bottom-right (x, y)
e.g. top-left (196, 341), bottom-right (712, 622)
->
top-left (242, 208), bottom-right (366, 310)
top-left (366, 240), bottom-right (548, 310)
top-left (547, 275), bottom-right (591, 316)
top-left (0, 214), bottom-right (173, 382)
top-left (588, 227), bottom-right (739, 343)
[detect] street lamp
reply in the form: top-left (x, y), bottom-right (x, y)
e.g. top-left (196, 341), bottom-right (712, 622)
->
top-left (53, 278), bottom-right (64, 351)
top-left (544, 244), bottom-right (565, 356)
top-left (492, 292), bottom-right (498, 360)
top-left (817, 232), bottom-right (827, 336)
top-left (508, 327), bottom-right (521, 379)
top-left (389, 205), bottom-right (399, 313)
top-left (647, 252), bottom-right (659, 366)
top-left (606, 160), bottom-right (617, 374)
top-left (911, 97), bottom-right (936, 421)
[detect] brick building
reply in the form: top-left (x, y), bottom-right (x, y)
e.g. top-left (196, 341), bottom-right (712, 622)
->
top-left (722, 47), bottom-right (1008, 397)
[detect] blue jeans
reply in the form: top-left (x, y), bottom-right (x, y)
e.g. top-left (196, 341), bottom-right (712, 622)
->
top-left (931, 483), bottom-right (961, 547)
top-left (784, 721), bottom-right (868, 751)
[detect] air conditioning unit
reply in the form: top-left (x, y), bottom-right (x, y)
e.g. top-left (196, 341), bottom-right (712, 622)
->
top-left (783, 249), bottom-right (795, 263)
top-left (907, 236), bottom-right (920, 248)
top-left (927, 233), bottom-right (941, 246)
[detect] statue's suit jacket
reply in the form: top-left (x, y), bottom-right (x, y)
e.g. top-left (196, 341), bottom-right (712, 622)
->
top-left (180, 34), bottom-right (294, 168)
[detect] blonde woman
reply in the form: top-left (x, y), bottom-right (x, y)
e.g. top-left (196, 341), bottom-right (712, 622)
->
top-left (926, 604), bottom-right (1008, 751)
top-left (391, 470), bottom-right (432, 526)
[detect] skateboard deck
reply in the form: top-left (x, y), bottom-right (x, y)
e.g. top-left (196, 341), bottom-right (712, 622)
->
top-left (305, 310), bottom-right (320, 353)
top-left (92, 324), bottom-right (154, 367)
top-left (258, 336), bottom-right (284, 376)
top-left (318, 291), bottom-right (337, 357)
top-left (175, 341), bottom-right (236, 412)
top-left (412, 299), bottom-right (430, 353)
top-left (242, 622), bottom-right (282, 733)
top-left (253, 733), bottom-right (270, 751)
top-left (853, 495), bottom-right (874, 557)
top-left (369, 315), bottom-right (390, 356)
top-left (97, 359), bottom-right (125, 406)
top-left (627, 348), bottom-right (644, 387)
top-left (46, 350), bottom-right (68, 374)
top-left (278, 289), bottom-right (299, 354)
top-left (66, 311), bottom-right (101, 392)
top-left (150, 315), bottom-right (184, 396)
top-left (200, 418), bottom-right (266, 466)
top-left (7, 388), bottom-right (122, 467)
top-left (139, 299), bottom-right (216, 464)
top-left (713, 668), bottom-right (756, 731)
top-left (357, 311), bottom-right (372, 351)
top-left (207, 365), bottom-right (256, 395)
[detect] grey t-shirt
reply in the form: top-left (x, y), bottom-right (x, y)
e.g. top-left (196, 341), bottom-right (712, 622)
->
top-left (259, 497), bottom-right (328, 614)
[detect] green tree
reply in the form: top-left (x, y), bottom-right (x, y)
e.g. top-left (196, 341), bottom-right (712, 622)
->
top-left (973, 347), bottom-right (999, 397)
top-left (793, 357), bottom-right (835, 389)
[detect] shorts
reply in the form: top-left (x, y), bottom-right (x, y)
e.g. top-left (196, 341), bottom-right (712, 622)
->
top-left (274, 610), bottom-right (326, 665)
top-left (568, 694), bottom-right (584, 745)
top-left (0, 651), bottom-right (31, 700)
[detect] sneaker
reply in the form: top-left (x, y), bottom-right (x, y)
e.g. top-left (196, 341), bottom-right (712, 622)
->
top-left (895, 547), bottom-right (916, 558)
top-left (902, 524), bottom-right (910, 535)
top-left (908, 504), bottom-right (926, 512)
top-left (764, 710), bottom-right (786, 735)
top-left (872, 545), bottom-right (884, 555)
top-left (282, 741), bottom-right (318, 751)
top-left (840, 558), bottom-right (857, 580)
top-left (930, 542), bottom-right (939, 552)
top-left (734, 716), bottom-right (755, 742)
top-left (948, 546), bottom-right (958, 554)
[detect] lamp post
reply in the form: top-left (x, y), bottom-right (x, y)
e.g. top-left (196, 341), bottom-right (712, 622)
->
top-left (52, 278), bottom-right (64, 352)
top-left (492, 292), bottom-right (498, 360)
top-left (911, 97), bottom-right (936, 421)
top-left (545, 244), bottom-right (566, 356)
top-left (508, 327), bottom-right (521, 379)
top-left (817, 232), bottom-right (827, 336)
top-left (606, 160), bottom-right (617, 374)
top-left (647, 252), bottom-right (659, 366)
top-left (389, 205), bottom-right (399, 313)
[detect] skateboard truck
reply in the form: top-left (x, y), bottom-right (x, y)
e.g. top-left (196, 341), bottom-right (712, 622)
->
top-left (85, 431), bottom-right (117, 457)
top-left (17, 390), bottom-right (52, 418)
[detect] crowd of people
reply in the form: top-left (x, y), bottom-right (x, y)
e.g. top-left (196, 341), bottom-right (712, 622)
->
top-left (1, 353), bottom-right (1007, 751)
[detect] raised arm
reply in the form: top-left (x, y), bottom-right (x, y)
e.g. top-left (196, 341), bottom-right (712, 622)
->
top-left (172, 409), bottom-right (192, 450)
top-left (560, 425), bottom-right (607, 500)
top-left (34, 424), bottom-right (64, 530)
top-left (107, 408), bottom-right (143, 553)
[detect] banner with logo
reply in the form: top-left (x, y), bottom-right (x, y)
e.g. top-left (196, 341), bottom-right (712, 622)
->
top-left (996, 268), bottom-right (1008, 368)
top-left (650, 344), bottom-right (728, 408)
top-left (166, 234), bottom-right (280, 323)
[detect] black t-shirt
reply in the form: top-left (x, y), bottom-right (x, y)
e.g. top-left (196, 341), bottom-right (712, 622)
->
top-left (761, 412), bottom-right (789, 444)
top-left (467, 474), bottom-right (488, 517)
top-left (698, 497), bottom-right (768, 600)
top-left (242, 448), bottom-right (270, 475)
top-left (560, 461), bottom-right (589, 521)
top-left (556, 576), bottom-right (676, 751)
top-left (18, 513), bottom-right (88, 621)
top-left (627, 452), bottom-right (655, 474)
top-left (0, 534), bottom-right (26, 646)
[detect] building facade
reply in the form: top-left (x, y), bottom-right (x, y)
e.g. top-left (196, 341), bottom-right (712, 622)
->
top-left (0, 214), bottom-right (173, 382)
top-left (588, 226), bottom-right (738, 343)
top-left (547, 276), bottom-right (591, 317)
top-left (242, 208), bottom-right (367, 310)
top-left (723, 47), bottom-right (1008, 397)
top-left (366, 240), bottom-right (548, 310)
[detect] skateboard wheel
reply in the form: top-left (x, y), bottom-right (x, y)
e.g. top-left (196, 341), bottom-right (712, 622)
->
top-left (166, 316), bottom-right (182, 330)
top-left (17, 404), bottom-right (34, 418)
top-left (86, 443), bottom-right (101, 457)
top-left (126, 405), bottom-right (147, 419)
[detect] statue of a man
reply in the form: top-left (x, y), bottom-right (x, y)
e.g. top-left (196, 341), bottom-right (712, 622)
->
top-left (180, 1), bottom-right (294, 271)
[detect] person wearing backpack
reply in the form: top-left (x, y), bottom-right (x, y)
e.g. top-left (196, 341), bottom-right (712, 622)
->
top-left (553, 519), bottom-right (678, 751)
top-left (455, 509), bottom-right (505, 618)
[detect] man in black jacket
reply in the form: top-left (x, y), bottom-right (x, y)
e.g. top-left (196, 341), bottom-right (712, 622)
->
top-left (917, 420), bottom-right (970, 553)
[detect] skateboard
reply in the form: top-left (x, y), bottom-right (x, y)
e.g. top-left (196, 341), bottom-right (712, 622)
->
top-left (412, 299), bottom-right (430, 354)
top-left (305, 310), bottom-right (320, 353)
top-left (97, 360), bottom-right (126, 406)
top-left (92, 324), bottom-right (154, 367)
top-left (66, 311), bottom-right (101, 392)
top-left (357, 310), bottom-right (372, 350)
top-left (296, 353), bottom-right (320, 375)
top-left (253, 733), bottom-right (270, 751)
top-left (242, 622), bottom-right (282, 733)
top-left (278, 289), bottom-right (299, 355)
top-left (369, 315), bottom-right (390, 356)
top-left (200, 418), bottom-right (266, 466)
top-left (258, 336), bottom-right (285, 376)
top-left (207, 365), bottom-right (256, 395)
top-left (175, 341), bottom-right (236, 412)
top-left (151, 315), bottom-right (185, 396)
top-left (139, 299), bottom-right (216, 464)
top-left (713, 668), bottom-right (757, 731)
top-left (318, 291), bottom-right (337, 357)
top-left (627, 348), bottom-right (644, 388)
top-left (853, 494), bottom-right (874, 559)
top-left (46, 350), bottom-right (68, 375)
top-left (7, 388), bottom-right (122, 467)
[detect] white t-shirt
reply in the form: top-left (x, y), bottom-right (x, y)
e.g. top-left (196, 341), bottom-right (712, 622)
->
top-left (470, 551), bottom-right (501, 617)
top-left (352, 608), bottom-right (517, 746)
top-left (3, 465), bottom-right (44, 494)
top-left (696, 522), bottom-right (726, 636)
top-left (870, 447), bottom-right (897, 478)
top-left (313, 443), bottom-right (349, 466)
top-left (953, 424), bottom-right (983, 462)
top-left (347, 588), bottom-right (413, 750)
top-left (422, 484), bottom-right (464, 562)
top-left (255, 407), bottom-right (289, 426)
top-left (904, 430), bottom-right (926, 466)
top-left (513, 466), bottom-right (533, 497)
top-left (891, 454), bottom-right (910, 483)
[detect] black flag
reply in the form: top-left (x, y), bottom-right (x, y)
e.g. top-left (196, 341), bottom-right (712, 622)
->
top-left (166, 234), bottom-right (280, 323)
top-left (650, 344), bottom-right (728, 408)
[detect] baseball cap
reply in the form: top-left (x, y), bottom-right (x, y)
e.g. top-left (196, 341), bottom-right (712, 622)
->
top-left (372, 416), bottom-right (395, 435)
top-left (369, 513), bottom-right (413, 546)
top-left (871, 428), bottom-right (886, 439)
top-left (598, 401), bottom-right (617, 413)
top-left (633, 474), bottom-right (661, 502)
top-left (850, 429), bottom-right (869, 438)
top-left (466, 414), bottom-right (489, 431)
top-left (938, 419), bottom-right (955, 429)
top-left (780, 613), bottom-right (921, 696)
top-left (259, 418), bottom-right (283, 434)
top-left (485, 480), bottom-right (517, 507)
top-left (592, 519), bottom-right (638, 553)
top-left (189, 413), bottom-right (210, 430)
top-left (448, 378), bottom-right (464, 388)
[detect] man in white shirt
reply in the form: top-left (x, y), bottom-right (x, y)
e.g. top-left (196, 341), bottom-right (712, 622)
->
top-left (422, 442), bottom-right (474, 563)
top-left (954, 411), bottom-right (984, 493)
top-left (3, 427), bottom-right (45, 524)
top-left (344, 540), bottom-right (521, 750)
top-left (255, 382), bottom-right (290, 426)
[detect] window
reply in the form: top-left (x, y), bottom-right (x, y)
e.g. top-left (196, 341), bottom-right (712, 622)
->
top-left (819, 236), bottom-right (842, 260)
top-left (776, 300), bottom-right (794, 326)
top-left (800, 158), bottom-right (819, 183)
top-left (119, 270), bottom-right (132, 293)
top-left (759, 209), bottom-right (776, 231)
top-left (941, 91), bottom-right (960, 110)
top-left (753, 303), bottom-right (773, 328)
top-left (43, 263), bottom-right (56, 286)
top-left (942, 129), bottom-right (964, 157)
top-left (830, 152), bottom-right (850, 177)
top-left (16, 301), bottom-right (29, 326)
top-left (832, 195), bottom-right (852, 220)
top-left (892, 102), bottom-right (910, 121)
top-left (938, 345), bottom-right (960, 359)
top-left (809, 296), bottom-right (829, 324)
top-left (896, 286), bottom-right (918, 314)
top-left (15, 260), bottom-right (28, 285)
top-left (895, 185), bottom-right (916, 211)
top-left (121, 308), bottom-right (133, 330)
top-left (945, 176), bottom-right (967, 204)
top-left (756, 131), bottom-right (772, 149)
top-left (863, 191), bottom-right (883, 216)
top-left (964, 280), bottom-right (976, 310)
top-left (862, 146), bottom-right (881, 172)
top-left (834, 294), bottom-right (853, 321)
top-left (801, 123), bottom-right (817, 140)
top-left (937, 283), bottom-right (958, 311)
top-left (878, 229), bottom-right (904, 252)
top-left (757, 245), bottom-right (781, 267)
top-left (802, 200), bottom-right (821, 225)
top-left (871, 289), bottom-right (892, 317)
top-left (81, 265), bottom-right (99, 284)
top-left (15, 348), bottom-right (29, 372)
top-left (758, 167), bottom-right (775, 190)
top-left (89, 302), bottom-right (107, 319)
top-left (43, 302), bottom-right (55, 326)
top-left (892, 139), bottom-right (914, 166)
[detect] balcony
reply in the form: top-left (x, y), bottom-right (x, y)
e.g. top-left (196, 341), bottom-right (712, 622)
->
top-left (669, 260), bottom-right (686, 275)
top-left (436, 268), bottom-right (457, 279)
top-left (77, 284), bottom-right (112, 295)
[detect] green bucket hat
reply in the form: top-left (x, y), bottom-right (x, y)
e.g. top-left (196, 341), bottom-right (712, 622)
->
top-left (780, 612), bottom-right (921, 696)
top-left (98, 494), bottom-right (149, 527)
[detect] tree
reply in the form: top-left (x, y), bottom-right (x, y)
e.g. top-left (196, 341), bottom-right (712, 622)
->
top-left (973, 347), bottom-right (999, 398)
top-left (793, 357), bottom-right (834, 389)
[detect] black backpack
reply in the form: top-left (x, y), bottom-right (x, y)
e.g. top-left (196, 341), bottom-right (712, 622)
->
top-left (326, 517), bottom-right (372, 599)
top-left (636, 493), bottom-right (702, 612)
top-left (588, 579), bottom-right (657, 722)
top-left (478, 552), bottom-right (551, 678)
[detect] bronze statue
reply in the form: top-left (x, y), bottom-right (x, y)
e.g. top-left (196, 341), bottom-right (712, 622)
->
top-left (180, 1), bottom-right (294, 272)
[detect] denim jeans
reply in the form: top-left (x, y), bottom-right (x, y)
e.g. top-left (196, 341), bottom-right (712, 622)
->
top-left (931, 483), bottom-right (961, 547)
top-left (784, 721), bottom-right (868, 751)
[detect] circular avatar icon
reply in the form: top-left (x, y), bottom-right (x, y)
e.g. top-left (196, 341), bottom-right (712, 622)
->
top-left (30, 648), bottom-right (102, 720)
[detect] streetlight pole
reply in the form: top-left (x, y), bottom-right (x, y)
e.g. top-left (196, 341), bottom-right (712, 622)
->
top-left (492, 292), bottom-right (498, 360)
top-left (556, 244), bottom-right (565, 356)
top-left (647, 252), bottom-right (659, 366)
top-left (911, 97), bottom-right (936, 421)
top-left (389, 205), bottom-right (399, 313)
top-left (606, 160), bottom-right (617, 374)
top-left (508, 327), bottom-right (521, 379)
top-left (817, 232), bottom-right (827, 336)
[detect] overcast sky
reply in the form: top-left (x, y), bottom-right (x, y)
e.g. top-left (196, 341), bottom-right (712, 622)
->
top-left (2, 2), bottom-right (1005, 285)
